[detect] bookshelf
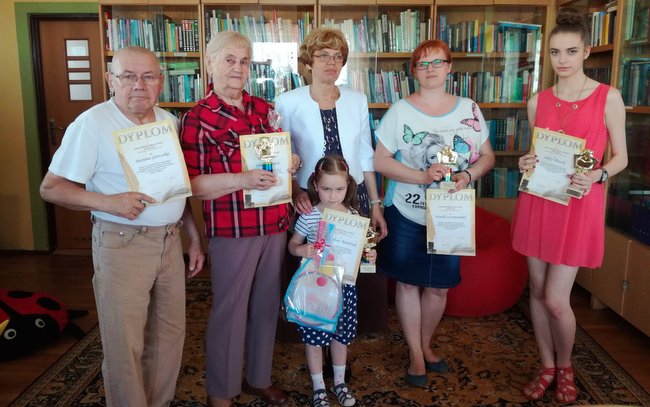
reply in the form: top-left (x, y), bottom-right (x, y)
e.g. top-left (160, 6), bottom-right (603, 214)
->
top-left (318, 1), bottom-right (433, 105)
top-left (96, 0), bottom-right (554, 210)
top-left (314, 1), bottom-right (552, 205)
top-left (201, 1), bottom-right (317, 102)
top-left (558, 0), bottom-right (650, 338)
top-left (99, 1), bottom-right (205, 112)
top-left (433, 2), bottom-right (551, 202)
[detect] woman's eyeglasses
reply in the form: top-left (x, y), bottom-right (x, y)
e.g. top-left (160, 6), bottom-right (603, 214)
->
top-left (313, 53), bottom-right (345, 63)
top-left (414, 59), bottom-right (450, 70)
top-left (111, 72), bottom-right (160, 85)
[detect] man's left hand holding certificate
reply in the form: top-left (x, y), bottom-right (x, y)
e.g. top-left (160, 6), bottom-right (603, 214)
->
top-left (240, 132), bottom-right (293, 208)
top-left (114, 119), bottom-right (192, 203)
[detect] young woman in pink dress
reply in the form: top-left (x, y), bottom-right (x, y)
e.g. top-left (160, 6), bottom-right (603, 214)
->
top-left (511, 8), bottom-right (628, 404)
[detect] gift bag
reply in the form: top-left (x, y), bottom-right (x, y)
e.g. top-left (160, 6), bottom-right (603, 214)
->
top-left (284, 258), bottom-right (344, 333)
top-left (283, 221), bottom-right (344, 333)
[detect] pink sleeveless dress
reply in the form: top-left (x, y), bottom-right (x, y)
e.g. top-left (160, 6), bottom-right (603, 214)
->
top-left (511, 83), bottom-right (610, 268)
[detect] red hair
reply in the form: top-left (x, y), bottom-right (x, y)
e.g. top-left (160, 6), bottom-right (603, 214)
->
top-left (409, 40), bottom-right (452, 75)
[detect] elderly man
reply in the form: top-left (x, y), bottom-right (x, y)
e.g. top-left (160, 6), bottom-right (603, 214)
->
top-left (40, 46), bottom-right (204, 407)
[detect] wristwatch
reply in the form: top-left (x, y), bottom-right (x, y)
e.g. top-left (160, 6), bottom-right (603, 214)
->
top-left (597, 168), bottom-right (609, 184)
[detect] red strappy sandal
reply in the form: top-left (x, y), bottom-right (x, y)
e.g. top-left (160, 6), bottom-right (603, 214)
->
top-left (523, 366), bottom-right (556, 401)
top-left (556, 366), bottom-right (578, 404)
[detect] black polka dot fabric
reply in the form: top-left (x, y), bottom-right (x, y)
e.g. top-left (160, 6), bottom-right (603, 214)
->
top-left (298, 284), bottom-right (358, 346)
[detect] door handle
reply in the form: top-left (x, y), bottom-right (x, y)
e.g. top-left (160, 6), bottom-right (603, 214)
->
top-left (49, 119), bottom-right (64, 146)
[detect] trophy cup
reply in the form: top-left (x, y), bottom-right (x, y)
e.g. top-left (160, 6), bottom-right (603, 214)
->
top-left (436, 145), bottom-right (459, 191)
top-left (565, 149), bottom-right (599, 199)
top-left (254, 136), bottom-right (276, 172)
top-left (360, 227), bottom-right (379, 274)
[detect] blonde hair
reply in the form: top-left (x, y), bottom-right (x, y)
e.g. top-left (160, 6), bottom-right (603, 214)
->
top-left (299, 28), bottom-right (349, 67)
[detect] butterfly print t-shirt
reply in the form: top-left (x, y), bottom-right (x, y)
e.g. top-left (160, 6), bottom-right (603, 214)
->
top-left (375, 97), bottom-right (489, 225)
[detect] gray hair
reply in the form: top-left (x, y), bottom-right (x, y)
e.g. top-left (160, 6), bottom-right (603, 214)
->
top-left (205, 31), bottom-right (252, 63)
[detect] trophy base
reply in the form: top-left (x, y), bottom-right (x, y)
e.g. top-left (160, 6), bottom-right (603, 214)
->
top-left (439, 181), bottom-right (456, 191)
top-left (565, 186), bottom-right (584, 199)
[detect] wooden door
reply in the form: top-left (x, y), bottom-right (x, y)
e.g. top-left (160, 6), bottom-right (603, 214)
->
top-left (37, 18), bottom-right (103, 251)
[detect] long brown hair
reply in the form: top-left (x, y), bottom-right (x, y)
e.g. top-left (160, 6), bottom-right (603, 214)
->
top-left (307, 155), bottom-right (359, 212)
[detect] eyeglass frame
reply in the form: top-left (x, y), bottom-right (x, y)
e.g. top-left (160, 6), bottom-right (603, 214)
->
top-left (111, 72), bottom-right (161, 85)
top-left (414, 59), bottom-right (450, 70)
top-left (312, 52), bottom-right (345, 64)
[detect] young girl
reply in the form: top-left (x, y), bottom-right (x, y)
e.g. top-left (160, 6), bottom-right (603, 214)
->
top-left (512, 7), bottom-right (627, 404)
top-left (288, 155), bottom-right (376, 407)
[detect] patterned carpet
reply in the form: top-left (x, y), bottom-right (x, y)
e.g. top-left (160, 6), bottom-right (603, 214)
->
top-left (10, 278), bottom-right (650, 406)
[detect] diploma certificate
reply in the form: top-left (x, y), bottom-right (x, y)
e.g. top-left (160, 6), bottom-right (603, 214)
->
top-left (114, 119), bottom-right (191, 203)
top-left (426, 188), bottom-right (476, 256)
top-left (322, 208), bottom-right (371, 285)
top-left (518, 127), bottom-right (586, 205)
top-left (240, 132), bottom-right (292, 208)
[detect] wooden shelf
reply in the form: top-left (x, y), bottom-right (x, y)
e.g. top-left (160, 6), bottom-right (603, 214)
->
top-left (105, 51), bottom-right (201, 58)
top-left (369, 102), bottom-right (529, 109)
top-left (591, 44), bottom-right (614, 54)
top-left (494, 150), bottom-right (526, 156)
top-left (451, 52), bottom-right (533, 59)
top-left (348, 52), bottom-right (411, 59)
top-left (158, 101), bottom-right (196, 108)
top-left (478, 102), bottom-right (527, 109)
top-left (625, 106), bottom-right (650, 114)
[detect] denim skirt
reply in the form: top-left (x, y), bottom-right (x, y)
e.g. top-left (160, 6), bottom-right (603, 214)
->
top-left (378, 204), bottom-right (461, 288)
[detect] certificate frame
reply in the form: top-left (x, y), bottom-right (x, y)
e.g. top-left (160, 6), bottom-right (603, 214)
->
top-left (425, 188), bottom-right (476, 256)
top-left (322, 208), bottom-right (370, 285)
top-left (113, 119), bottom-right (192, 203)
top-left (240, 132), bottom-right (292, 208)
top-left (518, 127), bottom-right (586, 205)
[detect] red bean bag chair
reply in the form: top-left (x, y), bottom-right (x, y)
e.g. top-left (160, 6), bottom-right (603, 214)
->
top-left (444, 207), bottom-right (528, 317)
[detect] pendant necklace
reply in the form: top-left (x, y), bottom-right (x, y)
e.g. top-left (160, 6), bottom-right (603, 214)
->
top-left (555, 75), bottom-right (588, 134)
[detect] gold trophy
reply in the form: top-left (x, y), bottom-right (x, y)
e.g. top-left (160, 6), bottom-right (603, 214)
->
top-left (360, 227), bottom-right (379, 274)
top-left (565, 149), bottom-right (599, 199)
top-left (254, 136), bottom-right (276, 172)
top-left (436, 145), bottom-right (459, 191)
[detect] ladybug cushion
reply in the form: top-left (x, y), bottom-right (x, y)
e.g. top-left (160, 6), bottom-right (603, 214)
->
top-left (0, 289), bottom-right (86, 361)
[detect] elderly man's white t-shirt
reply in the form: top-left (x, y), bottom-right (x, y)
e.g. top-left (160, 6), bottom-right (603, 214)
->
top-left (49, 99), bottom-right (184, 226)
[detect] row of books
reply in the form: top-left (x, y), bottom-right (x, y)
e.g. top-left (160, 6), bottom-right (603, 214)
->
top-left (245, 61), bottom-right (304, 102)
top-left (103, 12), bottom-right (199, 52)
top-left (475, 168), bottom-right (521, 198)
top-left (444, 68), bottom-right (536, 103)
top-left (348, 61), bottom-right (535, 105)
top-left (321, 11), bottom-right (431, 53)
top-left (620, 59), bottom-right (650, 106)
top-left (486, 116), bottom-right (531, 152)
top-left (203, 10), bottom-right (313, 45)
top-left (586, 5), bottom-right (617, 47)
top-left (436, 18), bottom-right (542, 54)
top-left (585, 65), bottom-right (611, 85)
top-left (624, 0), bottom-right (649, 42)
top-left (160, 62), bottom-right (202, 103)
top-left (630, 199), bottom-right (650, 245)
top-left (349, 68), bottom-right (417, 105)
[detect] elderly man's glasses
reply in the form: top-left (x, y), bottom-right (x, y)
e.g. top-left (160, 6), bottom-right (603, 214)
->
top-left (111, 72), bottom-right (160, 85)
top-left (415, 59), bottom-right (450, 70)
top-left (313, 53), bottom-right (345, 63)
